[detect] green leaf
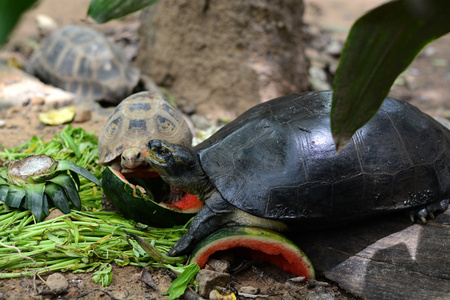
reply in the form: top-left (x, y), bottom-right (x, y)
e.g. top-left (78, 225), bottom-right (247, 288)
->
top-left (49, 173), bottom-right (81, 210)
top-left (60, 130), bottom-right (81, 158)
top-left (44, 182), bottom-right (70, 213)
top-left (5, 185), bottom-right (25, 208)
top-left (42, 193), bottom-right (51, 217)
top-left (0, 185), bottom-right (9, 202)
top-left (57, 160), bottom-right (100, 186)
top-left (88, 0), bottom-right (158, 24)
top-left (164, 263), bottom-right (200, 300)
top-left (331, 0), bottom-right (450, 152)
top-left (91, 263), bottom-right (113, 287)
top-left (0, 0), bottom-right (38, 45)
top-left (24, 182), bottom-right (46, 222)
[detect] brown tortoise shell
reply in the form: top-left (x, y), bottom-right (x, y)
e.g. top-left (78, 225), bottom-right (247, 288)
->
top-left (27, 25), bottom-right (140, 104)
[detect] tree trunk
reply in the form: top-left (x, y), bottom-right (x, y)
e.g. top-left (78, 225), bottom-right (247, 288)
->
top-left (137, 0), bottom-right (308, 120)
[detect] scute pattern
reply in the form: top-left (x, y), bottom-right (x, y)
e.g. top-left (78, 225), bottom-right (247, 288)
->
top-left (196, 91), bottom-right (450, 223)
top-left (27, 25), bottom-right (140, 104)
top-left (98, 91), bottom-right (192, 165)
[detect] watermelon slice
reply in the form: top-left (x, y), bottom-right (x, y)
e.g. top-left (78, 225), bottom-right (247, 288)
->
top-left (190, 226), bottom-right (315, 279)
top-left (101, 166), bottom-right (203, 227)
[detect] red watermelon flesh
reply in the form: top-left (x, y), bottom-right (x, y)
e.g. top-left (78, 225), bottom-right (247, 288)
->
top-left (190, 227), bottom-right (315, 279)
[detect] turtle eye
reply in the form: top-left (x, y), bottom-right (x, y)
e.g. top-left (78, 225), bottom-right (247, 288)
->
top-left (160, 147), bottom-right (169, 156)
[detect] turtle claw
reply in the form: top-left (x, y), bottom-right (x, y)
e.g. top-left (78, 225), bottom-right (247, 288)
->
top-left (409, 199), bottom-right (449, 224)
top-left (168, 235), bottom-right (192, 257)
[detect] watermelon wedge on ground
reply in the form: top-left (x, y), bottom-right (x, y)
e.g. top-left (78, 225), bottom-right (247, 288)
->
top-left (101, 166), bottom-right (203, 227)
top-left (190, 226), bottom-right (315, 279)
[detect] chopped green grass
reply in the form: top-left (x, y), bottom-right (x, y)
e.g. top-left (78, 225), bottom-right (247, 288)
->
top-left (0, 125), bottom-right (189, 280)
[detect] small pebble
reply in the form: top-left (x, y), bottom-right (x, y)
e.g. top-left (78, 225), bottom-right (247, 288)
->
top-left (325, 39), bottom-right (343, 56)
top-left (30, 96), bottom-right (45, 105)
top-left (239, 286), bottom-right (259, 295)
top-left (205, 258), bottom-right (231, 273)
top-left (43, 209), bottom-right (64, 221)
top-left (191, 114), bottom-right (211, 130)
top-left (46, 273), bottom-right (69, 293)
top-left (73, 108), bottom-right (92, 123)
top-left (0, 119), bottom-right (6, 128)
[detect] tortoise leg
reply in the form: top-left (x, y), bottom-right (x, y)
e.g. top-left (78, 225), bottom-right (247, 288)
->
top-left (166, 186), bottom-right (184, 204)
top-left (169, 191), bottom-right (235, 256)
top-left (410, 199), bottom-right (449, 223)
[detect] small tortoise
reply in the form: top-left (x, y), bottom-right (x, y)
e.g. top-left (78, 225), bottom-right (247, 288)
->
top-left (27, 25), bottom-right (140, 104)
top-left (145, 91), bottom-right (450, 256)
top-left (99, 91), bottom-right (192, 202)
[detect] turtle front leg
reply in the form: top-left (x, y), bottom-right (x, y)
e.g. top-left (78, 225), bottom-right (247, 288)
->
top-left (169, 192), bottom-right (235, 256)
top-left (169, 191), bottom-right (288, 256)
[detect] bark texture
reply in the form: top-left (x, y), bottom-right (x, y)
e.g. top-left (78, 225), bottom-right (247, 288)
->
top-left (137, 0), bottom-right (308, 120)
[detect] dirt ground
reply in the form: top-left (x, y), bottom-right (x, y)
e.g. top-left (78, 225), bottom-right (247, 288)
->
top-left (0, 0), bottom-right (449, 299)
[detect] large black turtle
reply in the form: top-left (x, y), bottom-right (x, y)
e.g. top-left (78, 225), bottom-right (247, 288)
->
top-left (145, 91), bottom-right (450, 256)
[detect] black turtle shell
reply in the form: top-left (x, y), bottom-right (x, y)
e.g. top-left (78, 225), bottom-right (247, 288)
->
top-left (195, 91), bottom-right (450, 223)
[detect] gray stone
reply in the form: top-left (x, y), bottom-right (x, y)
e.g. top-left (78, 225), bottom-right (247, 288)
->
top-left (46, 273), bottom-right (69, 293)
top-left (195, 269), bottom-right (231, 298)
top-left (205, 258), bottom-right (231, 273)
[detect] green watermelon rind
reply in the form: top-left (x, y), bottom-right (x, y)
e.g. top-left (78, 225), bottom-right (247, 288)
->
top-left (190, 226), bottom-right (315, 279)
top-left (101, 166), bottom-right (200, 227)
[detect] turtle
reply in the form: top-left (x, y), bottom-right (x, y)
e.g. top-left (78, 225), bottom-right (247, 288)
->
top-left (98, 91), bottom-right (193, 202)
top-left (144, 90), bottom-right (450, 256)
top-left (27, 25), bottom-right (140, 104)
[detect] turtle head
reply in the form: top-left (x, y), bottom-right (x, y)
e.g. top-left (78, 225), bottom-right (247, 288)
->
top-left (145, 139), bottom-right (214, 201)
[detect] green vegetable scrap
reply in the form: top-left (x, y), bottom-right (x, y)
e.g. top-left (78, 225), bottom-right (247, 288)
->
top-left (0, 154), bottom-right (100, 221)
top-left (0, 125), bottom-right (194, 289)
top-left (92, 263), bottom-right (113, 287)
top-left (164, 263), bottom-right (200, 300)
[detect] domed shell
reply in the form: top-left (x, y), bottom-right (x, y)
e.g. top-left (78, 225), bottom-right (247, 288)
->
top-left (195, 91), bottom-right (450, 222)
top-left (99, 91), bottom-right (193, 165)
top-left (27, 25), bottom-right (140, 104)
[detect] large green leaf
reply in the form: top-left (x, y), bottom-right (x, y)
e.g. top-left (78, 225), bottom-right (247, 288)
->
top-left (44, 182), bottom-right (70, 213)
top-left (88, 0), bottom-right (158, 24)
top-left (49, 173), bottom-right (81, 210)
top-left (5, 185), bottom-right (25, 208)
top-left (0, 0), bottom-right (38, 46)
top-left (24, 182), bottom-right (45, 222)
top-left (331, 0), bottom-right (450, 152)
top-left (57, 160), bottom-right (100, 186)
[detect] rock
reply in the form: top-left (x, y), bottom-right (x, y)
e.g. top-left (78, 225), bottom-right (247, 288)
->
top-left (43, 209), bottom-right (64, 221)
top-left (205, 258), bottom-right (231, 273)
top-left (308, 66), bottom-right (331, 90)
top-left (46, 273), bottom-right (69, 293)
top-left (30, 96), bottom-right (45, 106)
top-left (325, 39), bottom-right (343, 57)
top-left (73, 108), bottom-right (92, 123)
top-left (308, 286), bottom-right (335, 300)
top-left (191, 114), bottom-right (211, 130)
top-left (209, 290), bottom-right (220, 300)
top-left (195, 269), bottom-right (231, 298)
top-left (0, 120), bottom-right (5, 128)
top-left (239, 285), bottom-right (259, 295)
top-left (35, 14), bottom-right (58, 36)
top-left (0, 65), bottom-right (74, 110)
top-left (137, 0), bottom-right (309, 121)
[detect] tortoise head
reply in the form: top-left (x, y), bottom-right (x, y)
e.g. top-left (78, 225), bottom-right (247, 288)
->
top-left (121, 147), bottom-right (147, 170)
top-left (145, 139), bottom-right (214, 201)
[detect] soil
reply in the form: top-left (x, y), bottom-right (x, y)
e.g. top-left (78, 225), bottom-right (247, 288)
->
top-left (1, 0), bottom-right (449, 299)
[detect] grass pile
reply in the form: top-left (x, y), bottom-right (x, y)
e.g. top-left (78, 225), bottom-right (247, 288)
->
top-left (0, 125), bottom-right (188, 280)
